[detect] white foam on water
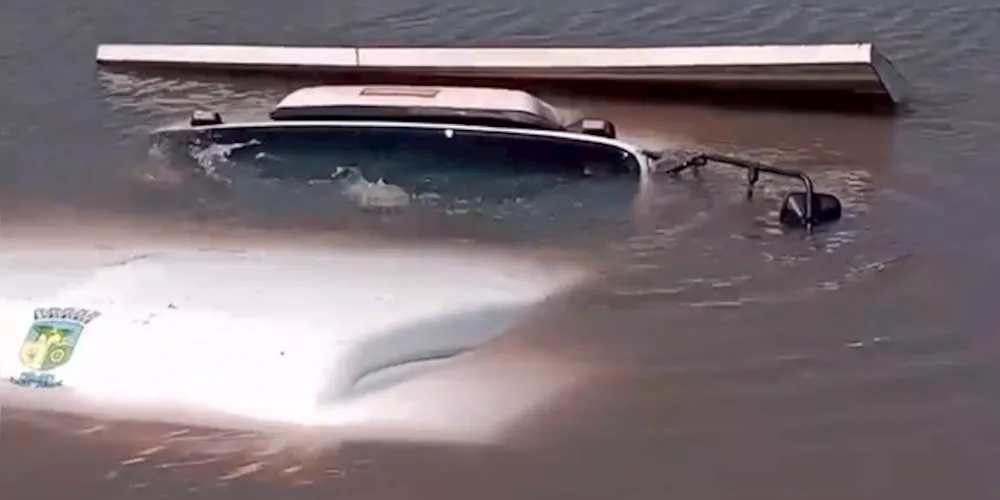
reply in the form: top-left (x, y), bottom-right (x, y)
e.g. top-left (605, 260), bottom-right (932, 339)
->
top-left (0, 244), bottom-right (590, 444)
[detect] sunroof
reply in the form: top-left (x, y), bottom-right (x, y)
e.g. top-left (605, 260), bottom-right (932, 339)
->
top-left (359, 86), bottom-right (441, 98)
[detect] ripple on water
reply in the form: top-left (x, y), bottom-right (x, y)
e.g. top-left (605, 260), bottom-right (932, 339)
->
top-left (4, 409), bottom-right (379, 490)
top-left (602, 162), bottom-right (898, 310)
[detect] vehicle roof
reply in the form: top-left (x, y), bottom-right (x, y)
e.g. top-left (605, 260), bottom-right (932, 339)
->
top-left (270, 85), bottom-right (567, 129)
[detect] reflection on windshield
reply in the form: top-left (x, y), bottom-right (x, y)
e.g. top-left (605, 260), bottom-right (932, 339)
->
top-left (163, 124), bottom-right (638, 198)
top-left (144, 123), bottom-right (648, 239)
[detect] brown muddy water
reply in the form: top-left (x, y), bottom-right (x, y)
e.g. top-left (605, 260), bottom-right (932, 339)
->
top-left (2, 0), bottom-right (1000, 498)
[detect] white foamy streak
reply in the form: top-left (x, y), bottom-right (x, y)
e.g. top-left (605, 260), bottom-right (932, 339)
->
top-left (0, 244), bottom-right (588, 444)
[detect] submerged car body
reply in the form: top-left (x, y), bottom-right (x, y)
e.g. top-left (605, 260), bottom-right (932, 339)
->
top-left (0, 245), bottom-right (587, 430)
top-left (152, 84), bottom-right (656, 183)
top-left (148, 84), bottom-right (844, 232)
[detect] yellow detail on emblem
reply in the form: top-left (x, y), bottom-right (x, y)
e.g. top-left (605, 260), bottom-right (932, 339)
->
top-left (18, 307), bottom-right (101, 372)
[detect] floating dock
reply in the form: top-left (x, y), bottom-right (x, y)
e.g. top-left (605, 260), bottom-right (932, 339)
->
top-left (95, 43), bottom-right (907, 110)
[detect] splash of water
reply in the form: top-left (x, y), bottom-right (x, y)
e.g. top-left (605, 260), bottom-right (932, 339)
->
top-left (331, 166), bottom-right (411, 209)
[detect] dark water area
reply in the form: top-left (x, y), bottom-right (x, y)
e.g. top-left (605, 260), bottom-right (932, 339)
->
top-left (3, 0), bottom-right (1000, 498)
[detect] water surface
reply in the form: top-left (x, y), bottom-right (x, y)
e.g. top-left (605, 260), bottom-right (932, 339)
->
top-left (2, 1), bottom-right (1000, 498)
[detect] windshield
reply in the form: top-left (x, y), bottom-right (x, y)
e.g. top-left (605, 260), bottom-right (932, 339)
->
top-left (159, 123), bottom-right (643, 202)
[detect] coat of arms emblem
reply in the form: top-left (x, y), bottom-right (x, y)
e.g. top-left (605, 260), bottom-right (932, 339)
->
top-left (18, 307), bottom-right (101, 372)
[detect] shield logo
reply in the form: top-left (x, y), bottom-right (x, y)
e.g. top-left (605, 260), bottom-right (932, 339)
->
top-left (19, 319), bottom-right (86, 371)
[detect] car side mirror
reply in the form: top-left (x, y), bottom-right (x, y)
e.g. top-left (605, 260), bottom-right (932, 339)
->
top-left (779, 191), bottom-right (842, 229)
top-left (649, 152), bottom-right (845, 232)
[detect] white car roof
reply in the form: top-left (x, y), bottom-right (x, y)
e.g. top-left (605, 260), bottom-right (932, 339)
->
top-left (272, 85), bottom-right (567, 128)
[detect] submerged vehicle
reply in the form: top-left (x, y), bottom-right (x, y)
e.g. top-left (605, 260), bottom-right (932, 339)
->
top-left (153, 84), bottom-right (843, 230)
top-left (0, 85), bottom-right (845, 440)
top-left (0, 245), bottom-right (587, 440)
